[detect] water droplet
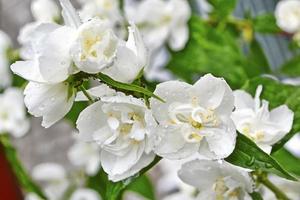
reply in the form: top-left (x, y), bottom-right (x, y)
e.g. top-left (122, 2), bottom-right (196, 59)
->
top-left (245, 156), bottom-right (255, 166)
top-left (61, 61), bottom-right (66, 65)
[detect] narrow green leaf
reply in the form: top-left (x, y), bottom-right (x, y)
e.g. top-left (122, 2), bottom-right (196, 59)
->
top-left (225, 134), bottom-right (297, 181)
top-left (96, 73), bottom-right (165, 102)
top-left (242, 77), bottom-right (300, 152)
top-left (253, 13), bottom-right (280, 33)
top-left (0, 134), bottom-right (47, 199)
top-left (272, 147), bottom-right (300, 177)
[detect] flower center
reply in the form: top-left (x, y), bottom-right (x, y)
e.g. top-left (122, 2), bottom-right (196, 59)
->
top-left (241, 124), bottom-right (265, 142)
top-left (213, 178), bottom-right (240, 200)
top-left (168, 103), bottom-right (219, 143)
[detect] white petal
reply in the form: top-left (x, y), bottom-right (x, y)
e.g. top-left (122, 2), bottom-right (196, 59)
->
top-left (102, 44), bottom-right (140, 83)
top-left (233, 90), bottom-right (255, 110)
top-left (24, 82), bottom-right (75, 128)
top-left (11, 60), bottom-right (46, 83)
top-left (108, 152), bottom-right (155, 182)
top-left (169, 24), bottom-right (189, 51)
top-left (59, 0), bottom-right (81, 28)
top-left (154, 126), bottom-right (199, 159)
top-left (126, 23), bottom-right (148, 68)
top-left (38, 26), bottom-right (76, 83)
top-left (101, 142), bottom-right (145, 176)
top-left (192, 74), bottom-right (234, 115)
top-left (203, 119), bottom-right (237, 159)
top-left (150, 80), bottom-right (191, 123)
top-left (76, 101), bottom-right (108, 141)
top-left (178, 160), bottom-right (221, 190)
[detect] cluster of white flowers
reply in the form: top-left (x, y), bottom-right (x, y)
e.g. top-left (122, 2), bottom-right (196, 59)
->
top-left (6, 0), bottom-right (297, 199)
top-left (0, 30), bottom-right (30, 138)
top-left (25, 162), bottom-right (102, 200)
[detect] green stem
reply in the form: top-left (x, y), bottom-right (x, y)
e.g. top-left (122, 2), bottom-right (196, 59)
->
top-left (79, 85), bottom-right (95, 104)
top-left (260, 175), bottom-right (290, 200)
top-left (0, 134), bottom-right (46, 199)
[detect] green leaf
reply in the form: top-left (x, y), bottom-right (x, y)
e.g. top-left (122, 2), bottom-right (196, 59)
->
top-left (167, 15), bottom-right (249, 88)
top-left (253, 13), bottom-right (280, 33)
top-left (280, 55), bottom-right (300, 77)
top-left (272, 147), bottom-right (300, 177)
top-left (0, 134), bottom-right (47, 199)
top-left (225, 134), bottom-right (297, 181)
top-left (250, 192), bottom-right (263, 200)
top-left (245, 39), bottom-right (270, 76)
top-left (65, 101), bottom-right (88, 126)
top-left (96, 73), bottom-right (165, 102)
top-left (126, 175), bottom-right (155, 200)
top-left (242, 77), bottom-right (300, 152)
top-left (208, 0), bottom-right (237, 19)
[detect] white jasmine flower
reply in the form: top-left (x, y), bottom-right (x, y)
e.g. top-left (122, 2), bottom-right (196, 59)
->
top-left (0, 88), bottom-right (30, 137)
top-left (178, 160), bottom-right (254, 200)
top-left (70, 18), bottom-right (118, 73)
top-left (232, 85), bottom-right (294, 153)
top-left (31, 0), bottom-right (60, 22)
top-left (68, 134), bottom-right (101, 176)
top-left (24, 82), bottom-right (75, 128)
top-left (76, 94), bottom-right (157, 181)
top-left (0, 30), bottom-right (12, 88)
top-left (70, 188), bottom-right (102, 200)
top-left (275, 0), bottom-right (300, 33)
top-left (150, 74), bottom-right (236, 159)
top-left (125, 0), bottom-right (191, 51)
top-left (32, 163), bottom-right (69, 200)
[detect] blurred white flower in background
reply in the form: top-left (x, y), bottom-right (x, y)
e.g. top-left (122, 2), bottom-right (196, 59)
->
top-left (70, 188), bottom-right (102, 200)
top-left (25, 193), bottom-right (41, 200)
top-left (32, 163), bottom-right (69, 200)
top-left (0, 88), bottom-right (30, 137)
top-left (125, 0), bottom-right (191, 52)
top-left (0, 30), bottom-right (12, 88)
top-left (262, 175), bottom-right (300, 200)
top-left (31, 0), bottom-right (60, 22)
top-left (78, 0), bottom-right (122, 30)
top-left (232, 85), bottom-right (294, 153)
top-left (284, 133), bottom-right (300, 157)
top-left (150, 74), bottom-right (236, 160)
top-left (156, 159), bottom-right (196, 197)
top-left (275, 0), bottom-right (300, 33)
top-left (76, 94), bottom-right (157, 182)
top-left (68, 134), bottom-right (101, 176)
top-left (179, 160), bottom-right (254, 200)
